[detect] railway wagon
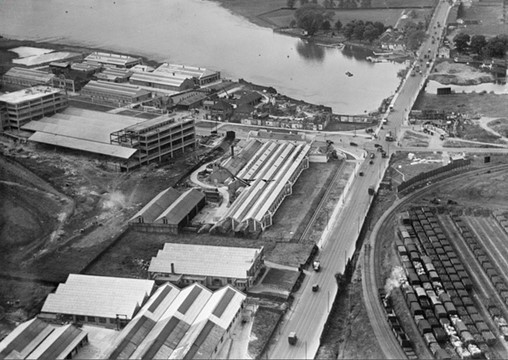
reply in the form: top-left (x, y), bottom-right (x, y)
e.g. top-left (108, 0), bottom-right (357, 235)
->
top-left (424, 332), bottom-right (437, 347)
top-left (461, 331), bottom-right (475, 345)
top-left (435, 348), bottom-right (451, 360)
top-left (444, 302), bottom-right (457, 316)
top-left (434, 304), bottom-right (447, 319)
top-left (433, 327), bottom-right (448, 343)
top-left (482, 330), bottom-right (497, 345)
top-left (418, 319), bottom-right (432, 334)
top-left (411, 302), bottom-right (424, 316)
top-left (475, 322), bottom-right (489, 333)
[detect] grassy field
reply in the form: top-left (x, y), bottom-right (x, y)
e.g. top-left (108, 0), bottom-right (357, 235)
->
top-left (400, 130), bottom-right (430, 147)
top-left (414, 92), bottom-right (508, 118)
top-left (456, 2), bottom-right (508, 37)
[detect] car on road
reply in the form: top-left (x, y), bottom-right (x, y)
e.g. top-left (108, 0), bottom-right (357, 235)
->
top-left (374, 143), bottom-right (382, 148)
top-left (370, 153), bottom-right (375, 159)
top-left (313, 261), bottom-right (321, 272)
top-left (359, 171), bottom-right (364, 176)
top-left (312, 284), bottom-right (319, 292)
top-left (369, 160), bottom-right (374, 165)
top-left (288, 332), bottom-right (298, 345)
top-left (350, 142), bottom-right (358, 146)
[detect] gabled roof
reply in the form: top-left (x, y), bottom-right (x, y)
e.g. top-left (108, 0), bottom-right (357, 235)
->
top-left (148, 243), bottom-right (263, 279)
top-left (154, 189), bottom-right (205, 225)
top-left (0, 318), bottom-right (87, 360)
top-left (128, 187), bottom-right (181, 223)
top-left (2, 67), bottom-right (55, 84)
top-left (82, 80), bottom-right (151, 98)
top-left (41, 274), bottom-right (155, 320)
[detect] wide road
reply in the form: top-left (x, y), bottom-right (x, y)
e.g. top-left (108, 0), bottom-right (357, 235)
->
top-left (268, 1), bottom-right (455, 358)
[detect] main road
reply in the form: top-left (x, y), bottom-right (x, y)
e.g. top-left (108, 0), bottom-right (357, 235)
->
top-left (267, 1), bottom-right (454, 358)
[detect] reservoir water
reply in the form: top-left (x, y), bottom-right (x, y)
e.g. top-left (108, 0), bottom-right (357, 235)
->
top-left (0, 0), bottom-right (406, 114)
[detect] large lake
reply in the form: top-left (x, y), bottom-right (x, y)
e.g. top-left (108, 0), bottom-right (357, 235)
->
top-left (0, 0), bottom-right (406, 114)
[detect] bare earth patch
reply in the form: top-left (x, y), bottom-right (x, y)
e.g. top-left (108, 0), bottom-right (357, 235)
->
top-left (429, 61), bottom-right (494, 85)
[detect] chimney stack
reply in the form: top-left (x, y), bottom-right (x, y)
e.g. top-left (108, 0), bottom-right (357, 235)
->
top-left (171, 263), bottom-right (175, 274)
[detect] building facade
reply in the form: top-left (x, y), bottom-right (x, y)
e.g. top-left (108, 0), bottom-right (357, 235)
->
top-left (110, 114), bottom-right (196, 170)
top-left (80, 80), bottom-right (151, 106)
top-left (0, 86), bottom-right (68, 131)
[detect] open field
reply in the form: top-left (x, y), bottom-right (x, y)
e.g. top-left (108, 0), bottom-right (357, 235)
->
top-left (263, 160), bottom-right (344, 242)
top-left (414, 93), bottom-right (508, 118)
top-left (400, 130), bottom-right (430, 147)
top-left (455, 1), bottom-right (508, 37)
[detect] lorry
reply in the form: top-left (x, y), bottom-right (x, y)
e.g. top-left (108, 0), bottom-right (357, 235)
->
top-left (313, 261), bottom-right (321, 272)
top-left (288, 332), bottom-right (298, 345)
top-left (368, 187), bottom-right (375, 196)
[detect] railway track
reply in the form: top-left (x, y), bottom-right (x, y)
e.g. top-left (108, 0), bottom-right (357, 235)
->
top-left (362, 163), bottom-right (508, 359)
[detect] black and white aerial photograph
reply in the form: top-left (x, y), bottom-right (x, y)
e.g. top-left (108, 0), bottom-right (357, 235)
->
top-left (1, 0), bottom-right (508, 359)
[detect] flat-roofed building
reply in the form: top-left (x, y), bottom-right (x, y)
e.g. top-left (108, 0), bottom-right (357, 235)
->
top-left (149, 243), bottom-right (264, 290)
top-left (155, 63), bottom-right (221, 86)
top-left (80, 80), bottom-right (151, 106)
top-left (104, 282), bottom-right (247, 360)
top-left (128, 188), bottom-right (205, 234)
top-left (110, 113), bottom-right (196, 170)
top-left (2, 67), bottom-right (55, 89)
top-left (40, 274), bottom-right (155, 329)
top-left (84, 51), bottom-right (142, 68)
top-left (12, 51), bottom-right (82, 67)
top-left (0, 318), bottom-right (88, 360)
top-left (129, 71), bottom-right (195, 92)
top-left (0, 86), bottom-right (68, 131)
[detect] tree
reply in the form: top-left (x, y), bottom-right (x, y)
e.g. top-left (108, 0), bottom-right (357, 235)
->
top-left (484, 35), bottom-right (508, 58)
top-left (343, 21), bottom-right (355, 40)
top-left (363, 23), bottom-right (378, 43)
top-left (469, 35), bottom-right (486, 55)
top-left (453, 32), bottom-right (470, 53)
top-left (334, 19), bottom-right (342, 32)
top-left (322, 20), bottom-right (331, 31)
top-left (322, 0), bottom-right (335, 8)
top-left (353, 20), bottom-right (365, 40)
top-left (373, 21), bottom-right (385, 35)
top-left (294, 3), bottom-right (332, 36)
top-left (300, 0), bottom-right (309, 5)
top-left (287, 0), bottom-right (296, 9)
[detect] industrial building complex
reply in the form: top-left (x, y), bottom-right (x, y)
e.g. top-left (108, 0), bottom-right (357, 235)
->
top-left (212, 140), bottom-right (311, 233)
top-left (148, 243), bottom-right (264, 291)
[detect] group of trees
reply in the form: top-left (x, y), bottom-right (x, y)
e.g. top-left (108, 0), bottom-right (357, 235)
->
top-left (342, 20), bottom-right (386, 42)
top-left (291, 3), bottom-right (387, 41)
top-left (402, 21), bottom-right (426, 50)
top-left (453, 32), bottom-right (508, 58)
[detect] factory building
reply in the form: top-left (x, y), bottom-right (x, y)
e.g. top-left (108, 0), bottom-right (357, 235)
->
top-left (94, 67), bottom-right (133, 83)
top-left (0, 86), bottom-right (68, 131)
top-left (40, 274), bottom-right (155, 329)
top-left (103, 282), bottom-right (247, 360)
top-left (2, 67), bottom-right (55, 89)
top-left (128, 188), bottom-right (205, 234)
top-left (129, 71), bottom-right (195, 93)
top-left (213, 140), bottom-right (311, 233)
top-left (0, 318), bottom-right (88, 360)
top-left (80, 80), bottom-right (152, 106)
top-left (148, 243), bottom-right (264, 291)
top-left (155, 63), bottom-right (221, 86)
top-left (84, 52), bottom-right (142, 68)
top-left (110, 113), bottom-right (196, 170)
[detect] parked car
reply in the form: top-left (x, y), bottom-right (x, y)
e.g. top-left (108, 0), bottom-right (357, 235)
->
top-left (312, 284), bottom-right (319, 292)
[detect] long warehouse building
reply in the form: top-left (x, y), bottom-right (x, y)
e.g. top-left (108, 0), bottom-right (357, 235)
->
top-left (216, 140), bottom-right (310, 233)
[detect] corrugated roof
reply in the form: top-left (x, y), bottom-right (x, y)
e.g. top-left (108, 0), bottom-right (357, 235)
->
top-left (108, 315), bottom-right (156, 360)
top-left (71, 62), bottom-right (103, 72)
top-left (82, 80), bottom-right (150, 98)
top-left (155, 63), bottom-right (218, 80)
top-left (0, 319), bottom-right (87, 360)
top-left (104, 283), bottom-right (246, 360)
top-left (0, 85), bottom-right (61, 104)
top-left (84, 52), bottom-right (140, 66)
top-left (130, 71), bottom-right (192, 87)
top-left (41, 274), bottom-right (155, 320)
top-left (148, 244), bottom-right (262, 279)
top-left (128, 187), bottom-right (181, 223)
top-left (28, 132), bottom-right (137, 160)
top-left (154, 189), bottom-right (204, 225)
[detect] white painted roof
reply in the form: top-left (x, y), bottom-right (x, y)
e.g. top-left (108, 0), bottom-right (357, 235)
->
top-left (13, 51), bottom-right (81, 66)
top-left (41, 274), bottom-right (155, 320)
top-left (148, 243), bottom-right (262, 279)
top-left (0, 86), bottom-right (61, 104)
